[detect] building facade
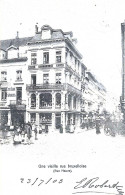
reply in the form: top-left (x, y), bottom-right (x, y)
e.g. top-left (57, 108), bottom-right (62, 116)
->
top-left (0, 25), bottom-right (106, 132)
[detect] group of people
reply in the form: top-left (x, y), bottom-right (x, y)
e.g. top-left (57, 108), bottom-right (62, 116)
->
top-left (13, 122), bottom-right (38, 145)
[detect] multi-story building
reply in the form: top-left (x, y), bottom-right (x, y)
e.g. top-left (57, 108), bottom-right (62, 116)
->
top-left (0, 24), bottom-right (106, 132)
top-left (121, 21), bottom-right (125, 121)
top-left (83, 71), bottom-right (106, 118)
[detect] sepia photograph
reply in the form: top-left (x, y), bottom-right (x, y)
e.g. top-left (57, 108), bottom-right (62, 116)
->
top-left (0, 0), bottom-right (125, 195)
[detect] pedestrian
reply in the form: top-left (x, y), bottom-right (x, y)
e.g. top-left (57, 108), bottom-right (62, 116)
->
top-left (13, 125), bottom-right (22, 144)
top-left (34, 125), bottom-right (38, 140)
top-left (95, 116), bottom-right (101, 134)
top-left (59, 124), bottom-right (63, 133)
top-left (26, 124), bottom-right (32, 144)
top-left (45, 124), bottom-right (48, 133)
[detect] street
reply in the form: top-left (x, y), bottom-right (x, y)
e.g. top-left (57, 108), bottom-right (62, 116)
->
top-left (0, 128), bottom-right (125, 195)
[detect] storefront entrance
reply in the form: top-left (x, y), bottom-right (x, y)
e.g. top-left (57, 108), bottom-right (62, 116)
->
top-left (55, 113), bottom-right (61, 129)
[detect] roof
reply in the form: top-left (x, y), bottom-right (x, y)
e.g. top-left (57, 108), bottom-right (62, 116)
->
top-left (0, 37), bottom-right (33, 51)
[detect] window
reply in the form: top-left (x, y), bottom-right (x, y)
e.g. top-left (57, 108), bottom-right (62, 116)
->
top-left (56, 73), bottom-right (61, 84)
top-left (56, 51), bottom-right (62, 63)
top-left (56, 93), bottom-right (61, 108)
top-left (30, 113), bottom-right (36, 122)
top-left (31, 75), bottom-right (36, 85)
top-left (31, 94), bottom-right (36, 108)
top-left (1, 89), bottom-right (7, 101)
top-left (43, 74), bottom-right (49, 84)
top-left (1, 71), bottom-right (7, 81)
top-left (31, 52), bottom-right (37, 65)
top-left (43, 52), bottom-right (49, 64)
top-left (16, 70), bottom-right (22, 80)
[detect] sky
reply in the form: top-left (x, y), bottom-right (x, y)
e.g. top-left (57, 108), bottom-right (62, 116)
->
top-left (0, 0), bottom-right (125, 99)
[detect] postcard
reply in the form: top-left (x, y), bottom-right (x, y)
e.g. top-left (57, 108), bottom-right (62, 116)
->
top-left (0, 0), bottom-right (125, 195)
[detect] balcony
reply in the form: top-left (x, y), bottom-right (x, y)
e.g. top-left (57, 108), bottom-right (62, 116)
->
top-left (26, 83), bottom-right (82, 95)
top-left (9, 100), bottom-right (26, 110)
top-left (39, 103), bottom-right (52, 109)
top-left (0, 102), bottom-right (7, 107)
top-left (26, 83), bottom-right (65, 91)
top-left (38, 64), bottom-right (53, 68)
top-left (28, 65), bottom-right (38, 70)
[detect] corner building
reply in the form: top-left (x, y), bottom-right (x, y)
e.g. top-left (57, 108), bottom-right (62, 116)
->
top-left (0, 25), bottom-right (84, 132)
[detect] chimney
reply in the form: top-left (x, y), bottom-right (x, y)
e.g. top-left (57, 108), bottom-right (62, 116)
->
top-left (35, 24), bottom-right (38, 33)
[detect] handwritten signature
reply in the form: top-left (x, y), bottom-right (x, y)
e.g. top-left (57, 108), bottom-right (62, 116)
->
top-left (20, 176), bottom-right (124, 195)
top-left (73, 177), bottom-right (124, 195)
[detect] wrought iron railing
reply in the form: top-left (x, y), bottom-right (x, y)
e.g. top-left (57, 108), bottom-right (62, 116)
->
top-left (26, 83), bottom-right (82, 95)
top-left (10, 100), bottom-right (26, 105)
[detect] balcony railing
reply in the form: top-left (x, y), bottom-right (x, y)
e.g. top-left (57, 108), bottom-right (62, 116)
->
top-left (28, 65), bottom-right (37, 70)
top-left (9, 100), bottom-right (26, 110)
top-left (26, 83), bottom-right (82, 95)
top-left (39, 64), bottom-right (53, 68)
top-left (10, 100), bottom-right (26, 105)
top-left (39, 103), bottom-right (52, 109)
top-left (26, 83), bottom-right (65, 91)
top-left (0, 102), bottom-right (7, 107)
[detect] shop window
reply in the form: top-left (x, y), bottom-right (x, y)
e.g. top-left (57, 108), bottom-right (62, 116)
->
top-left (1, 71), bottom-right (7, 81)
top-left (56, 51), bottom-right (62, 63)
top-left (16, 70), bottom-right (22, 80)
top-left (39, 93), bottom-right (52, 108)
top-left (56, 93), bottom-right (61, 108)
top-left (43, 73), bottom-right (49, 84)
top-left (56, 73), bottom-right (61, 84)
top-left (30, 113), bottom-right (36, 123)
top-left (39, 113), bottom-right (52, 124)
top-left (31, 52), bottom-right (37, 65)
top-left (43, 52), bottom-right (49, 64)
top-left (31, 94), bottom-right (36, 108)
top-left (1, 89), bottom-right (7, 101)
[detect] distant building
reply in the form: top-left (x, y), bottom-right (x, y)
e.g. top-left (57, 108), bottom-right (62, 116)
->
top-left (0, 24), bottom-right (106, 132)
top-left (121, 22), bottom-right (125, 120)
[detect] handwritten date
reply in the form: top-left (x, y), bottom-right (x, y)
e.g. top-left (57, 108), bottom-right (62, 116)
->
top-left (20, 177), bottom-right (63, 186)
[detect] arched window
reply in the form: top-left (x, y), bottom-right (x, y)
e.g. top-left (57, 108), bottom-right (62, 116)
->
top-left (39, 93), bottom-right (52, 108)
top-left (68, 94), bottom-right (72, 109)
top-left (56, 93), bottom-right (61, 108)
top-left (31, 94), bottom-right (36, 108)
top-left (73, 96), bottom-right (76, 109)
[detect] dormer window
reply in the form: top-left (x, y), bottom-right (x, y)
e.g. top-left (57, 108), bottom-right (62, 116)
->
top-left (31, 52), bottom-right (37, 65)
top-left (41, 25), bottom-right (52, 39)
top-left (1, 71), bottom-right (7, 81)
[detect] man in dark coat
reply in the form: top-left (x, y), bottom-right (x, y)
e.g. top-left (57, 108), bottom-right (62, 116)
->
top-left (95, 116), bottom-right (101, 134)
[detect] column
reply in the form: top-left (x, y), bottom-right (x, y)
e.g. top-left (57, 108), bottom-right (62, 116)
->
top-left (52, 113), bottom-right (56, 132)
top-left (61, 111), bottom-right (66, 133)
top-left (61, 91), bottom-right (66, 110)
top-left (76, 114), bottom-right (81, 128)
top-left (7, 111), bottom-right (11, 126)
top-left (52, 91), bottom-right (55, 109)
top-left (36, 113), bottom-right (39, 126)
top-left (71, 95), bottom-right (74, 110)
top-left (65, 93), bottom-right (68, 110)
top-left (36, 92), bottom-right (39, 109)
top-left (26, 111), bottom-right (30, 123)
